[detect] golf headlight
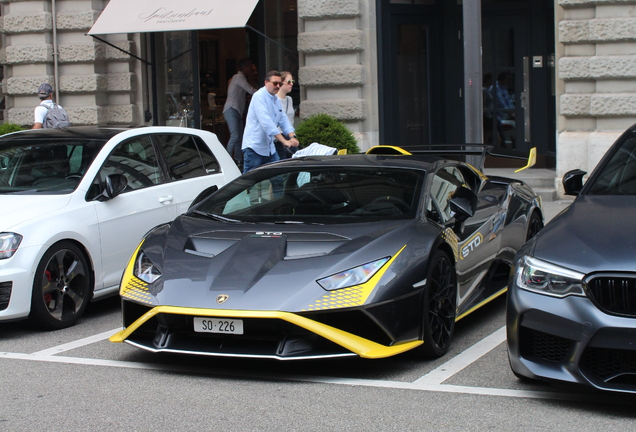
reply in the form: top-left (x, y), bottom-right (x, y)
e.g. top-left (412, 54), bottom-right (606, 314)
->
top-left (133, 250), bottom-right (162, 284)
top-left (317, 257), bottom-right (389, 291)
top-left (0, 233), bottom-right (22, 260)
top-left (516, 256), bottom-right (585, 298)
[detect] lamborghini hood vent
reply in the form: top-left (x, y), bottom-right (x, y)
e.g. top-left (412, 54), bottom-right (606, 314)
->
top-left (185, 230), bottom-right (351, 260)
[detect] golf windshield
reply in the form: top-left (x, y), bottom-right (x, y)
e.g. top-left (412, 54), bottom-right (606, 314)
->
top-left (193, 166), bottom-right (425, 224)
top-left (0, 138), bottom-right (105, 194)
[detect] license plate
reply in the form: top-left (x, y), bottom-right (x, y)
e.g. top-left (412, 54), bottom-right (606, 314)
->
top-left (193, 317), bottom-right (243, 334)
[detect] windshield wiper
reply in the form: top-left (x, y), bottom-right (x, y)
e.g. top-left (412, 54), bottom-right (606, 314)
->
top-left (273, 220), bottom-right (324, 225)
top-left (193, 211), bottom-right (243, 223)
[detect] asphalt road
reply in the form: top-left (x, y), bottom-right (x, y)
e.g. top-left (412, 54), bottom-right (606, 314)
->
top-left (4, 197), bottom-right (636, 431)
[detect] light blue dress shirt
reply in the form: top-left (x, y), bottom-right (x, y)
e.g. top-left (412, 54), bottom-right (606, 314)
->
top-left (242, 87), bottom-right (295, 156)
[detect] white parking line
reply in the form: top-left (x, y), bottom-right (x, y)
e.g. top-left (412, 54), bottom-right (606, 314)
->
top-left (0, 325), bottom-right (599, 402)
top-left (413, 326), bottom-right (507, 387)
top-left (31, 328), bottom-right (122, 356)
top-left (0, 350), bottom-right (594, 402)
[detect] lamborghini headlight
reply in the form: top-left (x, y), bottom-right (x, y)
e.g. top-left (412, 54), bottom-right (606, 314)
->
top-left (317, 257), bottom-right (389, 291)
top-left (133, 250), bottom-right (162, 284)
top-left (516, 256), bottom-right (585, 298)
top-left (0, 232), bottom-right (22, 260)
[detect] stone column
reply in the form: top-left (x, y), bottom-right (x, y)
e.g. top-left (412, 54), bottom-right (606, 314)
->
top-left (1, 0), bottom-right (140, 127)
top-left (297, 0), bottom-right (378, 150)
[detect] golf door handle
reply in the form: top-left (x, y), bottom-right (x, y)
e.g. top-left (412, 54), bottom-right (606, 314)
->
top-left (159, 195), bottom-right (174, 204)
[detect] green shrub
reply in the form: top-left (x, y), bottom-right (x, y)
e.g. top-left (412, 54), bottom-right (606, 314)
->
top-left (294, 113), bottom-right (360, 154)
top-left (0, 123), bottom-right (25, 136)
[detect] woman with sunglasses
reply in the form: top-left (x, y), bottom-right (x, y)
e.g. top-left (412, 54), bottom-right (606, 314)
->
top-left (275, 71), bottom-right (297, 160)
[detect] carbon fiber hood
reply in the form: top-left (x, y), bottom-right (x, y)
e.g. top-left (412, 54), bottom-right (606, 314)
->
top-left (532, 195), bottom-right (636, 274)
top-left (149, 215), bottom-right (423, 312)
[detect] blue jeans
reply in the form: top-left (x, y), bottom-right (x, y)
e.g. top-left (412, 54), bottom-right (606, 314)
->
top-left (242, 147), bottom-right (280, 174)
top-left (224, 108), bottom-right (244, 162)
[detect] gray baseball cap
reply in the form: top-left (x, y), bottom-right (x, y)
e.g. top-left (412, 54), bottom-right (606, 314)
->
top-left (37, 83), bottom-right (53, 98)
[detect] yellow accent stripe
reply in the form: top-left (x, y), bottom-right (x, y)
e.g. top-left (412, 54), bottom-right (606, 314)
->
top-left (119, 240), bottom-right (156, 305)
top-left (455, 287), bottom-right (507, 322)
top-left (306, 245), bottom-right (407, 310)
top-left (365, 145), bottom-right (412, 155)
top-left (110, 306), bottom-right (422, 359)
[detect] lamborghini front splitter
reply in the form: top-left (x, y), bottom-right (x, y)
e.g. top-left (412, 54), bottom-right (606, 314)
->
top-left (110, 306), bottom-right (422, 359)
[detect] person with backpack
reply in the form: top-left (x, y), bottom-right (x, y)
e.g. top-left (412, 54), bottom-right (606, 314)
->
top-left (32, 83), bottom-right (71, 129)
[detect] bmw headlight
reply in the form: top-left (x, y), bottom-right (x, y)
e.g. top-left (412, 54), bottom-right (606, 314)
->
top-left (133, 250), bottom-right (162, 284)
top-left (317, 257), bottom-right (389, 291)
top-left (0, 233), bottom-right (22, 260)
top-left (516, 256), bottom-right (585, 298)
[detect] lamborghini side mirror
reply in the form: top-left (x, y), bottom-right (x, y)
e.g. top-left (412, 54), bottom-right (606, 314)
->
top-left (449, 187), bottom-right (478, 220)
top-left (448, 187), bottom-right (478, 234)
top-left (188, 185), bottom-right (219, 211)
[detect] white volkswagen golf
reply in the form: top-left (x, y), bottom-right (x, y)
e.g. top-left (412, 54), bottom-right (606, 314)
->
top-left (0, 126), bottom-right (240, 329)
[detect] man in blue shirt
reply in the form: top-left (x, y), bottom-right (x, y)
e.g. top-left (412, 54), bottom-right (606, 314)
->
top-left (242, 70), bottom-right (299, 173)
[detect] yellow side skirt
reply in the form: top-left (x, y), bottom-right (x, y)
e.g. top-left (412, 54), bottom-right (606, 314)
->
top-left (455, 287), bottom-right (507, 322)
top-left (110, 306), bottom-right (423, 359)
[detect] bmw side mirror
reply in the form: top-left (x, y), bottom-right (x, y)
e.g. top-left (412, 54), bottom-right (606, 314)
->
top-left (95, 173), bottom-right (128, 202)
top-left (563, 169), bottom-right (586, 196)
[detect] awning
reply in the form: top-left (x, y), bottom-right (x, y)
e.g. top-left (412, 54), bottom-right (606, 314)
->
top-left (88, 0), bottom-right (259, 35)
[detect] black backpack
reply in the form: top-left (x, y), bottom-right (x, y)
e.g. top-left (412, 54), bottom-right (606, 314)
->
top-left (43, 103), bottom-right (71, 128)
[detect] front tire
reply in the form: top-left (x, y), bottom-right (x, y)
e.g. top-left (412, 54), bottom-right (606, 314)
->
top-left (526, 211), bottom-right (543, 241)
top-left (417, 250), bottom-right (457, 358)
top-left (29, 241), bottom-right (92, 330)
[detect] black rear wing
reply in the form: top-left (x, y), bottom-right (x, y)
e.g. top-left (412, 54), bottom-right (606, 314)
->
top-left (365, 144), bottom-right (536, 172)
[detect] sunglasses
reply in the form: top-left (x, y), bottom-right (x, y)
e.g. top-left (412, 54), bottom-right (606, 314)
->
top-left (285, 79), bottom-right (295, 84)
top-left (270, 81), bottom-right (283, 87)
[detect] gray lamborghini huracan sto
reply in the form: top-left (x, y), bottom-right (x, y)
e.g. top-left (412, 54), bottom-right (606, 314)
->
top-left (111, 147), bottom-right (542, 360)
top-left (508, 124), bottom-right (636, 393)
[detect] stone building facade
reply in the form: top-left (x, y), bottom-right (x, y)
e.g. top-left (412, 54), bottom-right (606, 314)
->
top-left (2, 0), bottom-right (636, 193)
top-left (297, 0), bottom-right (378, 147)
top-left (0, 0), bottom-right (143, 128)
top-left (556, 0), bottom-right (636, 186)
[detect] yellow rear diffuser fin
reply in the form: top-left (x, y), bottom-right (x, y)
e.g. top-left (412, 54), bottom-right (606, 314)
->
top-left (514, 147), bottom-right (537, 173)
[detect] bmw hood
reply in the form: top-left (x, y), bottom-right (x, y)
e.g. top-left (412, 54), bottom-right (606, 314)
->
top-left (142, 216), bottom-right (427, 312)
top-left (0, 194), bottom-right (72, 231)
top-left (532, 195), bottom-right (636, 273)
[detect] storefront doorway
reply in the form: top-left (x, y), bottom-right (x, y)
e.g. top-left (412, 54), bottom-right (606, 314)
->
top-left (379, 0), bottom-right (555, 166)
top-left (152, 0), bottom-right (299, 147)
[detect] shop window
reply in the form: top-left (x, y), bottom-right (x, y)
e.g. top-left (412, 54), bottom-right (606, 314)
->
top-left (155, 31), bottom-right (196, 128)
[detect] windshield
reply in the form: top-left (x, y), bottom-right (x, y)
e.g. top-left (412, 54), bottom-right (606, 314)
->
top-left (587, 133), bottom-right (636, 195)
top-left (0, 138), bottom-right (105, 194)
top-left (193, 166), bottom-right (425, 224)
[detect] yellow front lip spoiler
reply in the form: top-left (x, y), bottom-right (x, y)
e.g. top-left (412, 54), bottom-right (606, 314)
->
top-left (110, 306), bottom-right (422, 359)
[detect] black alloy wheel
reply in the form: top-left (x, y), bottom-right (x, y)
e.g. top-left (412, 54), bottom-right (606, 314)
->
top-left (29, 241), bottom-right (91, 330)
top-left (417, 250), bottom-right (457, 358)
top-left (526, 212), bottom-right (544, 241)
